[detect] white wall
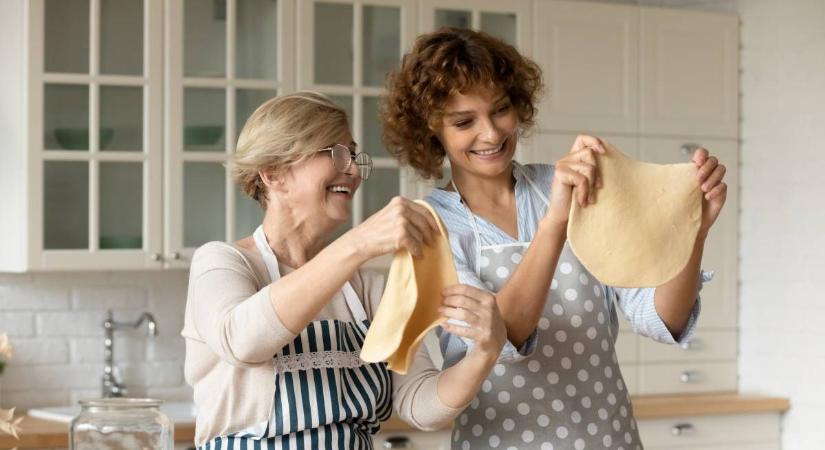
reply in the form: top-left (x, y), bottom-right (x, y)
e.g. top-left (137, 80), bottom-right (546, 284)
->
top-left (736, 0), bottom-right (825, 448)
top-left (0, 271), bottom-right (191, 409)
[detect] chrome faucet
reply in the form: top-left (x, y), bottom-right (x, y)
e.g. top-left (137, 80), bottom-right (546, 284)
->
top-left (102, 309), bottom-right (158, 398)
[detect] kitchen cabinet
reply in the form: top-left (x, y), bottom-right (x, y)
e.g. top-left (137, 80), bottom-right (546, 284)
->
top-left (532, 0), bottom-right (738, 139)
top-left (534, 0), bottom-right (639, 134)
top-left (0, 0), bottom-right (293, 271)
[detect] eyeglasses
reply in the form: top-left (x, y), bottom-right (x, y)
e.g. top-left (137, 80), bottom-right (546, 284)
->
top-left (318, 143), bottom-right (373, 180)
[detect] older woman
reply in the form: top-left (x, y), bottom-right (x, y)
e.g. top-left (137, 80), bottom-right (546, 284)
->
top-left (182, 92), bottom-right (506, 449)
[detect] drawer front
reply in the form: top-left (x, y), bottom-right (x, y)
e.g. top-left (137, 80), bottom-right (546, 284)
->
top-left (638, 413), bottom-right (779, 447)
top-left (646, 445), bottom-right (778, 450)
top-left (619, 362), bottom-right (639, 395)
top-left (638, 361), bottom-right (736, 394)
top-left (639, 330), bottom-right (737, 363)
top-left (373, 429), bottom-right (451, 450)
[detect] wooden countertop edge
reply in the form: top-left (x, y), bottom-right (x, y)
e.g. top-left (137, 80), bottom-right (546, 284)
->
top-left (3, 394), bottom-right (790, 448)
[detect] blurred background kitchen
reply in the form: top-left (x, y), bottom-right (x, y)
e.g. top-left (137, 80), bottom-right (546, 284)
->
top-left (0, 0), bottom-right (821, 449)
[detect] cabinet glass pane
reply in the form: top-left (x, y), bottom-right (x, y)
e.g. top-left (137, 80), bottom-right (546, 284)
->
top-left (99, 162), bottom-right (143, 249)
top-left (236, 89), bottom-right (277, 142)
top-left (364, 168), bottom-right (399, 218)
top-left (184, 88), bottom-right (226, 152)
top-left (314, 3), bottom-right (353, 85)
top-left (329, 96), bottom-right (353, 126)
top-left (100, 0), bottom-right (143, 75)
top-left (184, 0), bottom-right (226, 77)
top-left (362, 96), bottom-right (388, 158)
top-left (44, 0), bottom-right (90, 73)
top-left (44, 161), bottom-right (89, 249)
top-left (44, 84), bottom-right (89, 151)
top-left (233, 188), bottom-right (262, 240)
top-left (435, 9), bottom-right (471, 29)
top-left (184, 162), bottom-right (226, 247)
top-left (237, 0), bottom-right (278, 79)
top-left (363, 6), bottom-right (399, 87)
top-left (100, 86), bottom-right (143, 152)
top-left (481, 12), bottom-right (516, 46)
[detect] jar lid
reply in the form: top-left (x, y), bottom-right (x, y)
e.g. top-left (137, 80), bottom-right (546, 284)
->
top-left (78, 398), bottom-right (164, 409)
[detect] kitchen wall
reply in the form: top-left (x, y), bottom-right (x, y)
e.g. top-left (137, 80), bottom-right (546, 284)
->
top-left (0, 271), bottom-right (191, 408)
top-left (736, 0), bottom-right (825, 448)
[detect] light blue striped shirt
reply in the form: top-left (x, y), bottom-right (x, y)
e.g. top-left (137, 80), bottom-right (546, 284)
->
top-left (426, 162), bottom-right (709, 367)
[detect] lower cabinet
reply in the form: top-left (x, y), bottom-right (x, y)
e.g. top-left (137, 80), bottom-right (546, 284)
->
top-left (638, 413), bottom-right (781, 450)
top-left (374, 412), bottom-right (781, 450)
top-left (372, 429), bottom-right (451, 449)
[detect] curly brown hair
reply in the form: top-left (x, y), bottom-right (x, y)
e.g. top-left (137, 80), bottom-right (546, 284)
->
top-left (381, 27), bottom-right (544, 180)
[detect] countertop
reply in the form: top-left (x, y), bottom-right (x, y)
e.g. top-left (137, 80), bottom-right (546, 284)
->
top-left (2, 393), bottom-right (790, 449)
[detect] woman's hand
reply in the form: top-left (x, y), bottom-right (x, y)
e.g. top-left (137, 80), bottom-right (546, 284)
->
top-left (544, 134), bottom-right (607, 225)
top-left (439, 285), bottom-right (507, 358)
top-left (345, 196), bottom-right (439, 260)
top-left (691, 148), bottom-right (728, 234)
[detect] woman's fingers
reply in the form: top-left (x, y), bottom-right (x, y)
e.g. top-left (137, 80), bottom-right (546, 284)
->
top-left (571, 134), bottom-right (607, 155)
top-left (706, 181), bottom-right (727, 201)
top-left (701, 163), bottom-right (726, 192)
top-left (692, 147), bottom-right (710, 166)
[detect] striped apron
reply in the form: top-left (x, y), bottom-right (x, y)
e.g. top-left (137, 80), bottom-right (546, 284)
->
top-left (199, 226), bottom-right (392, 450)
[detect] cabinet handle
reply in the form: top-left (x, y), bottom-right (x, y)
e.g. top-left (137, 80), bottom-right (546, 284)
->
top-left (671, 423), bottom-right (694, 436)
top-left (168, 252), bottom-right (181, 261)
top-left (679, 338), bottom-right (701, 351)
top-left (679, 143), bottom-right (702, 157)
top-left (150, 253), bottom-right (162, 262)
top-left (383, 436), bottom-right (411, 448)
top-left (679, 370), bottom-right (700, 383)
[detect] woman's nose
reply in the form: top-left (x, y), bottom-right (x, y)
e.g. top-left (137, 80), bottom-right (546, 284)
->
top-left (479, 118), bottom-right (503, 144)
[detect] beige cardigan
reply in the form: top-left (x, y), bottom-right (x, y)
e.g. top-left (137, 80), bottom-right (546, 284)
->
top-left (181, 241), bottom-right (462, 447)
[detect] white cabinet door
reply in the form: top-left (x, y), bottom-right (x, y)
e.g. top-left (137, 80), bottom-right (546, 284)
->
top-left (640, 7), bottom-right (739, 138)
top-left (3, 0), bottom-right (166, 271)
top-left (534, 0), bottom-right (639, 134)
top-left (165, 0), bottom-right (295, 268)
top-left (638, 413), bottom-right (779, 448)
top-left (639, 329), bottom-right (737, 363)
top-left (419, 0), bottom-right (532, 54)
top-left (638, 137), bottom-right (738, 328)
top-left (638, 361), bottom-right (737, 394)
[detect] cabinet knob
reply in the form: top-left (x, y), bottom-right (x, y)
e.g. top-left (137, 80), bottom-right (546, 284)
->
top-left (671, 423), bottom-right (695, 436)
top-left (168, 252), bottom-right (181, 261)
top-left (150, 253), bottom-right (162, 262)
top-left (679, 338), bottom-right (701, 351)
top-left (679, 370), bottom-right (699, 383)
top-left (383, 435), bottom-right (411, 448)
top-left (679, 143), bottom-right (701, 157)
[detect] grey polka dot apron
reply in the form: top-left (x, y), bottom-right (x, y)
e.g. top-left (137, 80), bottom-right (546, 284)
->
top-left (450, 165), bottom-right (642, 450)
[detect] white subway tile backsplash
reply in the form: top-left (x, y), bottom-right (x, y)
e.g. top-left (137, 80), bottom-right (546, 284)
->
top-left (0, 271), bottom-right (189, 410)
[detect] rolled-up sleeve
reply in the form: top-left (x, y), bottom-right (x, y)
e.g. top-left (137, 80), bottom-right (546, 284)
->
top-left (611, 270), bottom-right (713, 345)
top-left (187, 243), bottom-right (297, 367)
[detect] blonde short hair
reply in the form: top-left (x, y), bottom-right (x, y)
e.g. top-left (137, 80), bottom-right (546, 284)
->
top-left (231, 91), bottom-right (351, 207)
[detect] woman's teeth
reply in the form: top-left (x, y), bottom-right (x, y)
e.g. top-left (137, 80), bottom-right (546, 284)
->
top-left (327, 185), bottom-right (351, 194)
top-left (471, 140), bottom-right (507, 156)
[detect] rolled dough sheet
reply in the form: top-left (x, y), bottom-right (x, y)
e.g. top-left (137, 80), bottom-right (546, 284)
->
top-left (567, 143), bottom-right (702, 287)
top-left (360, 200), bottom-right (458, 374)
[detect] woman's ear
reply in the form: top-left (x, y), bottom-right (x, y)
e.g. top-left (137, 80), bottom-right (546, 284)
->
top-left (259, 168), bottom-right (286, 193)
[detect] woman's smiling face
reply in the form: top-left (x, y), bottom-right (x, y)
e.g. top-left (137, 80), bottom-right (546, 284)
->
top-left (436, 85), bottom-right (519, 180)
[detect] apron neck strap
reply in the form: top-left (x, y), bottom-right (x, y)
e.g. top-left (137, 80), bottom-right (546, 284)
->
top-left (252, 225), bottom-right (368, 325)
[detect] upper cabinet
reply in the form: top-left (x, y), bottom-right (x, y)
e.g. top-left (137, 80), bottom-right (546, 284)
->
top-left (419, 0), bottom-right (532, 54)
top-left (164, 0), bottom-right (294, 269)
top-left (640, 7), bottom-right (739, 138)
top-left (533, 0), bottom-right (739, 139)
top-left (534, 0), bottom-right (639, 135)
top-left (0, 0), bottom-right (292, 272)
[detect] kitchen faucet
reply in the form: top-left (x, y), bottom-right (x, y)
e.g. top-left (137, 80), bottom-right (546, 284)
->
top-left (102, 309), bottom-right (158, 398)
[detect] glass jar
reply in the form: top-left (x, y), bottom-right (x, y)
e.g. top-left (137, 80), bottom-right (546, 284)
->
top-left (70, 398), bottom-right (174, 450)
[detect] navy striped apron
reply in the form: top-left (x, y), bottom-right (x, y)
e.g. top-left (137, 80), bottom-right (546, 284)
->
top-left (199, 226), bottom-right (392, 450)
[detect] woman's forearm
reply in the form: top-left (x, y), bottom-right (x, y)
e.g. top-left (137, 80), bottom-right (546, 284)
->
top-left (653, 231), bottom-right (708, 339)
top-left (436, 348), bottom-right (498, 409)
top-left (494, 218), bottom-right (568, 347)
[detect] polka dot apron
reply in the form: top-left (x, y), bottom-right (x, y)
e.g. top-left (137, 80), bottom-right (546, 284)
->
top-left (450, 165), bottom-right (642, 450)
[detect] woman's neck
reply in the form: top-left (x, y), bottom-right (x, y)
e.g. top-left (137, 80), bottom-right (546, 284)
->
top-left (260, 203), bottom-right (331, 268)
top-left (450, 164), bottom-right (516, 212)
